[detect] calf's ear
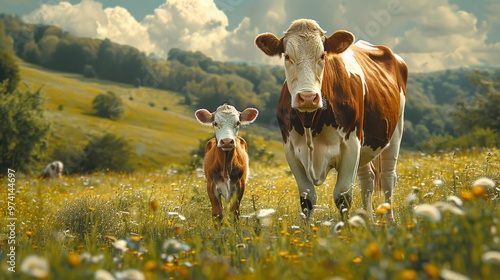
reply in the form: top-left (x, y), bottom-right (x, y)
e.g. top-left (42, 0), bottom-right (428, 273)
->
top-left (324, 30), bottom-right (354, 54)
top-left (240, 108), bottom-right (259, 125)
top-left (255, 33), bottom-right (283, 57)
top-left (195, 109), bottom-right (213, 125)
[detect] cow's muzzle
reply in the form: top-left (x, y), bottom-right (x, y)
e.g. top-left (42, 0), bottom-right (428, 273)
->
top-left (295, 91), bottom-right (322, 112)
top-left (219, 138), bottom-right (235, 151)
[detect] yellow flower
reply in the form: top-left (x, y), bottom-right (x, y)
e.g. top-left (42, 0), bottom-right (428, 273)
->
top-left (424, 263), bottom-right (440, 278)
top-left (67, 253), bottom-right (80, 267)
top-left (400, 269), bottom-right (417, 280)
top-left (150, 200), bottom-right (159, 211)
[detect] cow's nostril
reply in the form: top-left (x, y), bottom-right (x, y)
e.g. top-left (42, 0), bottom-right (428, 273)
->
top-left (220, 138), bottom-right (235, 147)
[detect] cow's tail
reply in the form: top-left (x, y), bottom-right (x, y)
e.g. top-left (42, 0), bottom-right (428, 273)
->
top-left (371, 157), bottom-right (382, 195)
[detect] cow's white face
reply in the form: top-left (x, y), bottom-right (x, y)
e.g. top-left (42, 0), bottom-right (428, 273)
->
top-left (282, 32), bottom-right (326, 111)
top-left (195, 105), bottom-right (259, 151)
top-left (255, 19), bottom-right (355, 112)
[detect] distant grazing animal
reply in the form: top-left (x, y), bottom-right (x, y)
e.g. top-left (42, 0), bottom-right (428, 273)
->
top-left (195, 104), bottom-right (259, 220)
top-left (255, 19), bottom-right (408, 221)
top-left (40, 161), bottom-right (64, 179)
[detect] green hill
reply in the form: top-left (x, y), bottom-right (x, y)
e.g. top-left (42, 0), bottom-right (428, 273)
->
top-left (18, 60), bottom-right (285, 171)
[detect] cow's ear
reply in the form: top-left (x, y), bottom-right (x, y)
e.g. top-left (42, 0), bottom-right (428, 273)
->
top-left (195, 109), bottom-right (213, 126)
top-left (255, 33), bottom-right (283, 57)
top-left (240, 108), bottom-right (259, 125)
top-left (324, 30), bottom-right (354, 54)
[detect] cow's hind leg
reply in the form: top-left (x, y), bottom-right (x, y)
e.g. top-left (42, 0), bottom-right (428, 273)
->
top-left (357, 163), bottom-right (375, 219)
top-left (379, 117), bottom-right (404, 221)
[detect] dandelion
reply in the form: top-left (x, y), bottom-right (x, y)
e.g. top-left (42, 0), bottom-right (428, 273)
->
top-left (95, 269), bottom-right (115, 280)
top-left (414, 203), bottom-right (441, 222)
top-left (349, 215), bottom-right (366, 228)
top-left (472, 177), bottom-right (495, 189)
top-left (375, 203), bottom-right (391, 215)
top-left (20, 255), bottom-right (49, 279)
top-left (400, 269), bottom-right (417, 280)
top-left (440, 268), bottom-right (470, 280)
top-left (481, 250), bottom-right (500, 265)
top-left (149, 200), bottom-right (159, 211)
top-left (115, 269), bottom-right (145, 280)
top-left (162, 239), bottom-right (191, 255)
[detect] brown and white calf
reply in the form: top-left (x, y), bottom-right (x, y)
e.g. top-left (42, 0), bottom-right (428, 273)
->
top-left (40, 161), bottom-right (64, 179)
top-left (195, 104), bottom-right (258, 220)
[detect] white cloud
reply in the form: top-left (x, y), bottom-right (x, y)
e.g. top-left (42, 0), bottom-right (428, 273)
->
top-left (21, 0), bottom-right (500, 72)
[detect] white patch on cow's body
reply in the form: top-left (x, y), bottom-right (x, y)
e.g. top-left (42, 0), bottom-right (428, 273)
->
top-left (214, 179), bottom-right (236, 202)
top-left (340, 49), bottom-right (366, 97)
top-left (354, 40), bottom-right (378, 51)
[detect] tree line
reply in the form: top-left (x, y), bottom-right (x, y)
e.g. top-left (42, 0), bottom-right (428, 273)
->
top-left (1, 14), bottom-right (499, 176)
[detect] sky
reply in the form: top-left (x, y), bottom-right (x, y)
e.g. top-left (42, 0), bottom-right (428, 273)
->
top-left (1, 0), bottom-right (499, 72)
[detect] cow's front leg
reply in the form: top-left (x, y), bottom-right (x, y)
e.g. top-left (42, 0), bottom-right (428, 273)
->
top-left (229, 180), bottom-right (244, 221)
top-left (207, 180), bottom-right (223, 221)
top-left (285, 149), bottom-right (317, 220)
top-left (334, 139), bottom-right (361, 221)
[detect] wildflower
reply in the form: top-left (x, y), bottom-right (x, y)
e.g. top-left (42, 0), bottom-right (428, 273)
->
top-left (364, 242), bottom-right (381, 259)
top-left (440, 268), bottom-right (470, 280)
top-left (115, 269), bottom-right (145, 280)
top-left (257, 208), bottom-right (276, 218)
top-left (472, 177), bottom-right (496, 189)
top-left (375, 203), bottom-right (391, 215)
top-left (424, 263), bottom-right (440, 278)
top-left (348, 215), bottom-right (366, 228)
top-left (459, 190), bottom-right (474, 201)
top-left (334, 221), bottom-right (344, 233)
top-left (406, 193), bottom-right (418, 206)
top-left (433, 179), bottom-right (444, 186)
top-left (67, 253), bottom-right (80, 267)
top-left (434, 202), bottom-right (464, 216)
top-left (400, 269), bottom-right (417, 280)
top-left (414, 203), bottom-right (441, 222)
top-left (149, 200), bottom-right (159, 211)
top-left (447, 195), bottom-right (463, 206)
top-left (20, 255), bottom-right (49, 278)
top-left (95, 269), bottom-right (115, 280)
top-left (26, 230), bottom-right (34, 237)
top-left (481, 250), bottom-right (500, 265)
top-left (162, 239), bottom-right (191, 255)
top-left (113, 239), bottom-right (128, 253)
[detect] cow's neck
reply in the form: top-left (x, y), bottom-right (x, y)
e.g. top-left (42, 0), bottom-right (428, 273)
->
top-left (218, 148), bottom-right (235, 180)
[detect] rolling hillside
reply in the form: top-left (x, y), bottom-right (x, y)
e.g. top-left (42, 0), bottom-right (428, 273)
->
top-left (18, 60), bottom-right (285, 171)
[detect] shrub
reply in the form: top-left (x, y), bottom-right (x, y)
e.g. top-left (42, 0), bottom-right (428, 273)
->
top-left (79, 133), bottom-right (135, 173)
top-left (92, 91), bottom-right (126, 120)
top-left (82, 65), bottom-right (96, 78)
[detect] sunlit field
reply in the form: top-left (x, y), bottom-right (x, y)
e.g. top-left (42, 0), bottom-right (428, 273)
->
top-left (1, 149), bottom-right (500, 279)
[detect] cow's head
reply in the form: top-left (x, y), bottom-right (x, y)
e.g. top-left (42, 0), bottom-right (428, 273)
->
top-left (195, 104), bottom-right (259, 151)
top-left (255, 19), bottom-right (354, 112)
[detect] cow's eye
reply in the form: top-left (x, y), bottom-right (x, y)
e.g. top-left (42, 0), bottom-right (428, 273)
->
top-left (284, 54), bottom-right (290, 61)
top-left (212, 121), bottom-right (220, 128)
top-left (235, 121), bottom-right (241, 127)
top-left (320, 53), bottom-right (326, 60)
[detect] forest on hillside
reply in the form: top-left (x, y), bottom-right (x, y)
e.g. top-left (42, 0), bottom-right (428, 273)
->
top-left (1, 14), bottom-right (499, 152)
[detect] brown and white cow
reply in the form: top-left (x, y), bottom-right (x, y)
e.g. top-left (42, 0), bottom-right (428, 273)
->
top-left (195, 104), bottom-right (259, 221)
top-left (255, 19), bottom-right (407, 221)
top-left (40, 161), bottom-right (64, 179)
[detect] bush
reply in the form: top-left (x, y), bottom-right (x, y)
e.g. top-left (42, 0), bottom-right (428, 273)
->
top-left (0, 49), bottom-right (20, 93)
top-left (82, 65), bottom-right (96, 78)
top-left (0, 82), bottom-right (50, 174)
top-left (79, 133), bottom-right (135, 173)
top-left (92, 91), bottom-right (126, 120)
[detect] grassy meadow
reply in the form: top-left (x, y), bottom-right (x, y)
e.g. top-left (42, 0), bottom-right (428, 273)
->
top-left (1, 149), bottom-right (499, 279)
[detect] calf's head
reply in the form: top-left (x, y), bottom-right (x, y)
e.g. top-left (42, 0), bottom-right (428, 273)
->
top-left (195, 104), bottom-right (259, 151)
top-left (255, 19), bottom-right (354, 112)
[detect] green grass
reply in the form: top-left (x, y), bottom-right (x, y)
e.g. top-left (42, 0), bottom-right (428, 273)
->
top-left (17, 61), bottom-right (285, 171)
top-left (1, 149), bottom-right (499, 279)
